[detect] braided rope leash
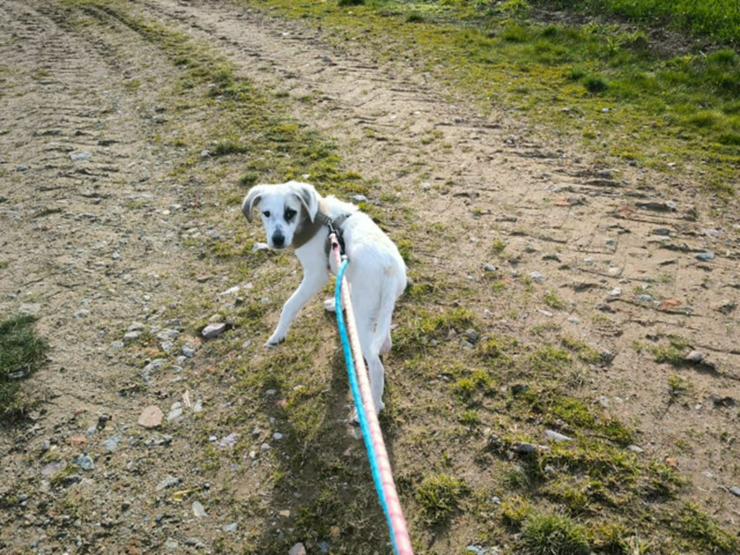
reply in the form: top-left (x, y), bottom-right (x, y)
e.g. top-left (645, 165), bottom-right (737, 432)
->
top-left (331, 235), bottom-right (414, 555)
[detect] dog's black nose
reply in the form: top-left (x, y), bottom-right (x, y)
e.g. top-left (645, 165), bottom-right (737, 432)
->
top-left (272, 233), bottom-right (285, 248)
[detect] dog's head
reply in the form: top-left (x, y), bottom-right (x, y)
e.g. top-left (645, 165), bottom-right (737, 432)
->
top-left (241, 181), bottom-right (320, 249)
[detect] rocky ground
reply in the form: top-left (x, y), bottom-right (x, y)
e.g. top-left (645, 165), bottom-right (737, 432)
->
top-left (0, 0), bottom-right (737, 553)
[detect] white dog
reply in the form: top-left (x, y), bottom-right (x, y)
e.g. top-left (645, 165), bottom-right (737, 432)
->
top-left (242, 181), bottom-right (407, 414)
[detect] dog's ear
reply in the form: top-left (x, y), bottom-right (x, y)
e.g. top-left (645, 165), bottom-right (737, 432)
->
top-left (290, 182), bottom-right (320, 222)
top-left (242, 184), bottom-right (270, 222)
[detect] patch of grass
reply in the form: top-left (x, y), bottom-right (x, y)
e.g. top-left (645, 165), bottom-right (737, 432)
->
top-left (560, 336), bottom-right (602, 365)
top-left (544, 291), bottom-right (566, 310)
top-left (667, 373), bottom-right (690, 399)
top-left (672, 503), bottom-right (738, 554)
top-left (211, 139), bottom-right (248, 156)
top-left (651, 336), bottom-right (689, 366)
top-left (250, 0), bottom-right (740, 198)
top-left (451, 368), bottom-right (494, 401)
top-left (528, 345), bottom-right (571, 375)
top-left (521, 512), bottom-right (590, 555)
top-left (415, 473), bottom-right (468, 526)
top-left (0, 315), bottom-right (48, 419)
top-left (395, 307), bottom-right (476, 354)
top-left (501, 495), bottom-right (533, 527)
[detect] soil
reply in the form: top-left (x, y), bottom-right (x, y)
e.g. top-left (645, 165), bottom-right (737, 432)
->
top-left (0, 0), bottom-right (737, 553)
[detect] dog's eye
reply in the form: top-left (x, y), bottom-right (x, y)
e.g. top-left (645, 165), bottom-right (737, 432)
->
top-left (284, 208), bottom-right (297, 221)
top-left (262, 210), bottom-right (271, 218)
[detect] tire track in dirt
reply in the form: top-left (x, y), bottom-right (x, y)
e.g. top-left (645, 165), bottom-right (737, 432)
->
top-left (0, 1), bottom-right (223, 551)
top-left (128, 0), bottom-right (739, 528)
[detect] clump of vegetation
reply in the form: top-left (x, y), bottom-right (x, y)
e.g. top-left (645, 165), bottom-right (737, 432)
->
top-left (0, 315), bottom-right (48, 419)
top-left (651, 336), bottom-right (689, 366)
top-left (501, 495), bottom-right (533, 526)
top-left (521, 512), bottom-right (590, 555)
top-left (415, 473), bottom-right (468, 525)
top-left (673, 503), bottom-right (738, 553)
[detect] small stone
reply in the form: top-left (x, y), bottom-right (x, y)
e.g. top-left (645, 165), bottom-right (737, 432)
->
top-left (165, 539), bottom-right (179, 551)
top-left (260, 442), bottom-right (271, 451)
top-left (279, 510), bottom-right (290, 518)
top-left (70, 151), bottom-right (92, 161)
top-left (156, 475), bottom-right (181, 491)
top-left (729, 486), bottom-right (740, 498)
top-left (109, 340), bottom-right (124, 351)
top-left (218, 433), bottom-right (239, 449)
top-left (138, 405), bottom-right (164, 428)
top-left (466, 546), bottom-right (489, 555)
top-left (223, 522), bottom-right (238, 533)
top-left (273, 432), bottom-right (284, 441)
top-left (319, 541), bottom-right (331, 554)
top-left (289, 543), bottom-right (307, 555)
top-left (696, 251), bottom-right (715, 262)
top-left (141, 358), bottom-right (166, 382)
top-left (464, 328), bottom-right (480, 344)
top-left (529, 271), bottom-right (545, 284)
top-left (483, 263), bottom-right (497, 272)
top-left (74, 454), bottom-right (95, 471)
top-left (68, 435), bottom-right (88, 447)
top-left (202, 323), bottom-right (227, 339)
top-left (41, 461), bottom-right (67, 478)
top-left (219, 285), bottom-right (241, 297)
top-left (184, 538), bottom-right (206, 549)
top-left (156, 328), bottom-right (180, 342)
top-left (200, 149), bottom-right (210, 158)
top-left (192, 501), bottom-right (207, 518)
top-left (252, 242), bottom-right (270, 253)
top-left (128, 321), bottom-right (145, 331)
top-left (513, 443), bottom-right (537, 455)
top-left (637, 294), bottom-right (654, 304)
top-left (545, 430), bottom-right (573, 443)
top-left (712, 396), bottom-right (736, 408)
top-left (123, 330), bottom-right (142, 343)
top-left (627, 445), bottom-right (644, 454)
top-left (167, 403), bottom-right (183, 422)
top-left (715, 300), bottom-right (736, 315)
top-left (683, 350), bottom-right (703, 363)
top-left (19, 303), bottom-right (41, 316)
top-left (103, 436), bottom-right (121, 453)
top-left (352, 194), bottom-right (368, 203)
top-left (193, 399), bottom-right (203, 413)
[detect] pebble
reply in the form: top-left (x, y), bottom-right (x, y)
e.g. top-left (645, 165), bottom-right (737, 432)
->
top-left (252, 242), bottom-right (270, 252)
top-left (156, 475), bottom-right (181, 491)
top-left (128, 322), bottom-right (145, 331)
top-left (260, 442), bottom-right (271, 451)
top-left (109, 340), bottom-right (125, 351)
top-left (19, 303), bottom-right (42, 316)
top-left (218, 432), bottom-right (239, 449)
top-left (103, 436), bottom-right (121, 453)
top-left (467, 546), bottom-right (489, 555)
top-left (202, 322), bottom-right (227, 339)
top-left (695, 251), bottom-right (715, 262)
top-left (319, 541), bottom-right (331, 554)
top-left (529, 271), bottom-right (545, 284)
top-left (730, 486), bottom-right (740, 497)
top-left (123, 330), bottom-right (142, 343)
top-left (192, 501), bottom-right (207, 518)
top-left (464, 328), bottom-right (480, 344)
top-left (167, 403), bottom-right (183, 422)
top-left (41, 461), bottom-right (67, 478)
top-left (545, 430), bottom-right (573, 443)
top-left (223, 522), bottom-right (238, 533)
top-left (289, 543), bottom-right (307, 555)
top-left (513, 443), bottom-right (537, 455)
top-left (74, 454), bottom-right (95, 471)
top-left (627, 445), bottom-right (644, 454)
top-left (219, 285), bottom-right (241, 296)
top-left (352, 194), bottom-right (368, 203)
top-left (637, 294), bottom-right (654, 304)
top-left (165, 539), bottom-right (179, 551)
top-left (685, 350), bottom-right (704, 363)
top-left (182, 345), bottom-right (196, 358)
top-left (483, 263), bottom-right (497, 272)
top-left (156, 328), bottom-right (180, 342)
top-left (138, 405), bottom-right (164, 428)
top-left (273, 432), bottom-right (284, 441)
top-left (200, 149), bottom-right (210, 158)
top-left (141, 359), bottom-right (166, 382)
top-left (70, 151), bottom-right (92, 161)
top-left (193, 399), bottom-right (203, 413)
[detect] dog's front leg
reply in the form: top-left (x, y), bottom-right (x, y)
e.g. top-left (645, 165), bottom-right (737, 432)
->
top-left (266, 269), bottom-right (328, 347)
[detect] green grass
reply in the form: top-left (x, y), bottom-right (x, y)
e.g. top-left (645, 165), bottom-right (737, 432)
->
top-left (537, 0), bottom-right (740, 45)
top-left (247, 0), bottom-right (740, 197)
top-left (0, 315), bottom-right (48, 419)
top-left (415, 473), bottom-right (469, 525)
top-left (521, 512), bottom-right (590, 555)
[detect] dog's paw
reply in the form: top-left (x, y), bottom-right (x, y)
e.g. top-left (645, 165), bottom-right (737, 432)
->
top-left (264, 336), bottom-right (285, 349)
top-left (323, 298), bottom-right (336, 313)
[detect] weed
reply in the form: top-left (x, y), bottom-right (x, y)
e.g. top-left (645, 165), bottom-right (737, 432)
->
top-left (544, 291), bottom-right (566, 310)
top-left (0, 314), bottom-right (48, 419)
top-left (651, 336), bottom-right (689, 366)
top-left (416, 473), bottom-right (468, 526)
top-left (560, 336), bottom-right (602, 364)
top-left (521, 512), bottom-right (590, 555)
top-left (672, 503), bottom-right (737, 553)
top-left (667, 374), bottom-right (689, 399)
top-left (501, 495), bottom-right (533, 527)
top-left (528, 345), bottom-right (571, 375)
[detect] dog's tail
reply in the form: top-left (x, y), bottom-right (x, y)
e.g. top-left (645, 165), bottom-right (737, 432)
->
top-left (371, 268), bottom-right (405, 355)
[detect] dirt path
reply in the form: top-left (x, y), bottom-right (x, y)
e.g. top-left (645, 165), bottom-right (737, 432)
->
top-left (1, 0), bottom-right (737, 553)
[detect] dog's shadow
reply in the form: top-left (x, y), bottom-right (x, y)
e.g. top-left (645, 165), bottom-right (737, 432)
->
top-left (245, 328), bottom-right (399, 554)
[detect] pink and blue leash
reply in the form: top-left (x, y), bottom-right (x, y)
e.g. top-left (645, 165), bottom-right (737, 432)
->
top-left (331, 236), bottom-right (414, 555)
